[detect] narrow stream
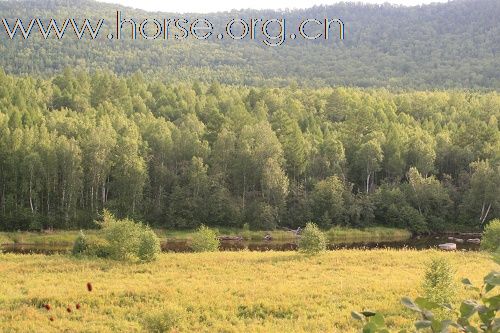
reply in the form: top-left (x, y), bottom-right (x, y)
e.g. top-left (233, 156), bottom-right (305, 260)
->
top-left (1, 234), bottom-right (481, 254)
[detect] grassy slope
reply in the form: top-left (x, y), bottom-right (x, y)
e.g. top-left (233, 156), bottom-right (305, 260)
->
top-left (0, 250), bottom-right (497, 332)
top-left (0, 227), bottom-right (411, 245)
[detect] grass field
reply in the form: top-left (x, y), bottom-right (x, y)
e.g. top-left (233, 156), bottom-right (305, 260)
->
top-left (0, 250), bottom-right (497, 332)
top-left (0, 227), bottom-right (411, 246)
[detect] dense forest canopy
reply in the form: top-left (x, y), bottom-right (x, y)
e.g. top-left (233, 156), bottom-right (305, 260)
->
top-left (0, 69), bottom-right (498, 232)
top-left (0, 0), bottom-right (498, 88)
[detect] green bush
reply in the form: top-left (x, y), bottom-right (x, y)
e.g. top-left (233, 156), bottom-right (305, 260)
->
top-left (72, 230), bottom-right (88, 255)
top-left (191, 225), bottom-right (219, 252)
top-left (422, 257), bottom-right (457, 305)
top-left (101, 213), bottom-right (142, 261)
top-left (298, 222), bottom-right (327, 255)
top-left (138, 227), bottom-right (161, 262)
top-left (72, 210), bottom-right (161, 262)
top-left (84, 237), bottom-right (111, 258)
top-left (481, 219), bottom-right (500, 252)
top-left (142, 306), bottom-right (182, 332)
top-left (242, 223), bottom-right (251, 240)
top-left (353, 270), bottom-right (499, 333)
top-left (72, 231), bottom-right (110, 258)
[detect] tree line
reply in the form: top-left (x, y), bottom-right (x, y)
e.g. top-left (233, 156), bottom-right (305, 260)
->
top-left (0, 68), bottom-right (499, 232)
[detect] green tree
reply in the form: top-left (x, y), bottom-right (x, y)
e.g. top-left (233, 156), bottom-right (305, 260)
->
top-left (462, 161), bottom-right (500, 226)
top-left (355, 139), bottom-right (384, 193)
top-left (310, 176), bottom-right (347, 227)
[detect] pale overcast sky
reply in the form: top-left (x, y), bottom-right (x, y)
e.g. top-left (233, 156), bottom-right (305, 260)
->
top-left (96, 0), bottom-right (450, 13)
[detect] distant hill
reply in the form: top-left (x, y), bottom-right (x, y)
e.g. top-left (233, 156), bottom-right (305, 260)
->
top-left (0, 0), bottom-right (498, 88)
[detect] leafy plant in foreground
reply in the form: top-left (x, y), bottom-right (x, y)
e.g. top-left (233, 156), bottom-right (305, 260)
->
top-left (352, 271), bottom-right (499, 332)
top-left (351, 311), bottom-right (390, 333)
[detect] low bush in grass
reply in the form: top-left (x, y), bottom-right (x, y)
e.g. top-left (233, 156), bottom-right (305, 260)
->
top-left (191, 225), bottom-right (219, 252)
top-left (72, 231), bottom-right (111, 258)
top-left (298, 222), bottom-right (327, 255)
top-left (481, 218), bottom-right (500, 252)
top-left (142, 306), bottom-right (183, 332)
top-left (422, 257), bottom-right (457, 305)
top-left (72, 210), bottom-right (160, 262)
top-left (138, 227), bottom-right (161, 262)
top-left (72, 230), bottom-right (88, 255)
top-left (85, 237), bottom-right (111, 258)
top-left (242, 223), bottom-right (251, 240)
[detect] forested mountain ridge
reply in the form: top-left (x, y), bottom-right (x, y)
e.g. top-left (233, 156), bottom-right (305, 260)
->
top-left (0, 0), bottom-right (498, 88)
top-left (0, 69), bottom-right (498, 232)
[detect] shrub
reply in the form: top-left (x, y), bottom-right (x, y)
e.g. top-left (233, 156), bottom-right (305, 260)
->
top-left (191, 225), bottom-right (219, 252)
top-left (142, 307), bottom-right (182, 332)
top-left (72, 230), bottom-right (88, 255)
top-left (84, 236), bottom-right (111, 258)
top-left (72, 232), bottom-right (110, 258)
top-left (353, 270), bottom-right (499, 333)
top-left (242, 222), bottom-right (251, 240)
top-left (72, 210), bottom-right (161, 262)
top-left (298, 222), bottom-right (327, 255)
top-left (138, 227), bottom-right (161, 262)
top-left (481, 218), bottom-right (500, 252)
top-left (422, 257), bottom-right (457, 305)
top-left (101, 214), bottom-right (142, 261)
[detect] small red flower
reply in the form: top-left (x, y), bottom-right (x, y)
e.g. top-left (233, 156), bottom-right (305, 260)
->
top-left (86, 282), bottom-right (93, 292)
top-left (66, 306), bottom-right (72, 313)
top-left (49, 316), bottom-right (54, 322)
top-left (44, 304), bottom-right (51, 311)
top-left (76, 303), bottom-right (81, 310)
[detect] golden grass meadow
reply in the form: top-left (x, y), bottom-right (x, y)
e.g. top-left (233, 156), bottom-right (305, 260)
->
top-left (0, 250), bottom-right (497, 332)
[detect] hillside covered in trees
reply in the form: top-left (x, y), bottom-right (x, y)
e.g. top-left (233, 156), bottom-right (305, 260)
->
top-left (0, 69), bottom-right (498, 232)
top-left (0, 0), bottom-right (499, 88)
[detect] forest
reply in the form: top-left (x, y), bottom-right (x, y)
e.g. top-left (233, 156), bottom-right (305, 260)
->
top-left (0, 68), bottom-right (498, 233)
top-left (0, 1), bottom-right (499, 332)
top-left (0, 0), bottom-right (499, 89)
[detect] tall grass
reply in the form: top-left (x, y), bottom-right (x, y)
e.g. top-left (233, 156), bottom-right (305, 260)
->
top-left (0, 250), bottom-right (495, 332)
